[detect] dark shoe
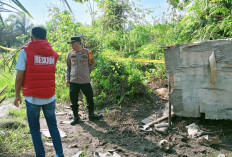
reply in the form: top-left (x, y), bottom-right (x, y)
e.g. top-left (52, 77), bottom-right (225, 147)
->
top-left (70, 117), bottom-right (79, 125)
top-left (89, 113), bottom-right (103, 121)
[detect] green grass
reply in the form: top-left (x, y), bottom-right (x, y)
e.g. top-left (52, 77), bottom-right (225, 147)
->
top-left (7, 104), bottom-right (27, 120)
top-left (0, 123), bottom-right (33, 155)
top-left (0, 100), bottom-right (34, 156)
top-left (0, 68), bottom-right (16, 99)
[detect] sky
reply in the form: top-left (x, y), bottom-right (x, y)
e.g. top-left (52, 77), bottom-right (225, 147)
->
top-left (2, 0), bottom-right (169, 25)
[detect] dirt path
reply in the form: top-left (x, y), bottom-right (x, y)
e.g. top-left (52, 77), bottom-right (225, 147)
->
top-left (40, 102), bottom-right (232, 157)
top-left (1, 97), bottom-right (232, 156)
top-left (0, 99), bottom-right (16, 118)
top-left (42, 103), bottom-right (165, 157)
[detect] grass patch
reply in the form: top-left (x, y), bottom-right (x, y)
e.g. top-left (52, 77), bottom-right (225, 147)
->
top-left (0, 68), bottom-right (16, 98)
top-left (0, 102), bottom-right (34, 156)
top-left (7, 106), bottom-right (27, 121)
top-left (0, 124), bottom-right (33, 155)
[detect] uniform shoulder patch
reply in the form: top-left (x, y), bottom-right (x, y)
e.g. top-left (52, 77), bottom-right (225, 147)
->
top-left (88, 50), bottom-right (95, 64)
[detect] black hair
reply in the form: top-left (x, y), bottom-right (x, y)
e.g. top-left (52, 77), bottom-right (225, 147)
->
top-left (31, 27), bottom-right (47, 40)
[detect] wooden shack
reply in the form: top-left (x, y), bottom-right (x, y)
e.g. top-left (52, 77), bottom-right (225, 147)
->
top-left (164, 39), bottom-right (232, 120)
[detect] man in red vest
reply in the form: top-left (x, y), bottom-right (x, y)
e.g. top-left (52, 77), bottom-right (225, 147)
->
top-left (14, 27), bottom-right (64, 157)
top-left (66, 36), bottom-right (102, 125)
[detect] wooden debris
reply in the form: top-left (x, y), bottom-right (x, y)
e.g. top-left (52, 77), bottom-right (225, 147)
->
top-left (56, 112), bottom-right (67, 116)
top-left (155, 123), bottom-right (169, 128)
top-left (0, 86), bottom-right (8, 96)
top-left (0, 86), bottom-right (8, 104)
top-left (68, 143), bottom-right (79, 148)
top-left (141, 112), bottom-right (174, 130)
top-left (155, 123), bottom-right (170, 134)
top-left (155, 127), bottom-right (168, 135)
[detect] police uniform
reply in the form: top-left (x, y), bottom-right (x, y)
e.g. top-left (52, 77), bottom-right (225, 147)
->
top-left (66, 36), bottom-right (102, 124)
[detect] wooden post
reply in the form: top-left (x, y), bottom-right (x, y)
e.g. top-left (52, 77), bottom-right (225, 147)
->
top-left (168, 74), bottom-right (174, 127)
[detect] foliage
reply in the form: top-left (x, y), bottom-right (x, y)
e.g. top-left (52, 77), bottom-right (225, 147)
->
top-left (167, 0), bottom-right (192, 10)
top-left (0, 67), bottom-right (16, 98)
top-left (0, 12), bottom-right (33, 47)
top-left (44, 6), bottom-right (165, 107)
top-left (96, 0), bottom-right (130, 30)
top-left (169, 0), bottom-right (232, 43)
top-left (91, 51), bottom-right (155, 106)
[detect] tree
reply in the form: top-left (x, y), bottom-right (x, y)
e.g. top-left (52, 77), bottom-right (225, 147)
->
top-left (0, 12), bottom-right (33, 47)
top-left (6, 12), bottom-right (33, 35)
top-left (169, 0), bottom-right (232, 43)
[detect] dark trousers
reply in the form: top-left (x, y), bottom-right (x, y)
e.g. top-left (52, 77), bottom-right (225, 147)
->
top-left (69, 82), bottom-right (94, 114)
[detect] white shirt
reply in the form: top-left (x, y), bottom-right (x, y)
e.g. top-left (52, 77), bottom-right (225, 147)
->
top-left (15, 49), bottom-right (55, 105)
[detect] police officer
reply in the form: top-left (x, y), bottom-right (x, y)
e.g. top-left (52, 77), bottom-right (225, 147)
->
top-left (66, 36), bottom-right (103, 125)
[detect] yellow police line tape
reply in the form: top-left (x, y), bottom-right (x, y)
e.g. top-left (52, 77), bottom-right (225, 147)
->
top-left (0, 45), bottom-right (165, 63)
top-left (0, 45), bottom-right (18, 52)
top-left (107, 57), bottom-right (165, 63)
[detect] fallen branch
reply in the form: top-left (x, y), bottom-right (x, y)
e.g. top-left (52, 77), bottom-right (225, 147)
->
top-left (141, 112), bottom-right (174, 130)
top-left (0, 86), bottom-right (8, 96)
top-left (0, 96), bottom-right (5, 104)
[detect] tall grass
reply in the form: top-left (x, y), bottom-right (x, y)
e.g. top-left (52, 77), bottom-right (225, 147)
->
top-left (0, 68), bottom-right (16, 100)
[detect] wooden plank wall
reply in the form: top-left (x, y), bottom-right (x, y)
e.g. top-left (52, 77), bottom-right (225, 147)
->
top-left (164, 39), bottom-right (232, 119)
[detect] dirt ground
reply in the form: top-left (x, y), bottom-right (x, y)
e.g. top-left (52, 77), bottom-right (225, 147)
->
top-left (2, 101), bottom-right (232, 157)
top-left (36, 101), bottom-right (231, 157)
top-left (2, 78), bottom-right (232, 157)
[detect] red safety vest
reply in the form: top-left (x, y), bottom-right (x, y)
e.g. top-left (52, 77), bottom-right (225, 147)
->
top-left (22, 40), bottom-right (58, 98)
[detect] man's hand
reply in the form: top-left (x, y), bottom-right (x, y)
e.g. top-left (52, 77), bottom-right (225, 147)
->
top-left (14, 70), bottom-right (24, 108)
top-left (14, 95), bottom-right (22, 107)
top-left (66, 80), bottom-right (70, 87)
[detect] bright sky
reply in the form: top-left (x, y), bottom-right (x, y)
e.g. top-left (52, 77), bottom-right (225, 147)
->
top-left (2, 0), bottom-right (169, 25)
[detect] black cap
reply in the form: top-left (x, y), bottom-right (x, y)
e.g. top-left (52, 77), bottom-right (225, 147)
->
top-left (67, 36), bottom-right (81, 44)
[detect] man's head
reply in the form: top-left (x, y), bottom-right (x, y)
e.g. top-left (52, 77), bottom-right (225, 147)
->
top-left (67, 36), bottom-right (82, 51)
top-left (67, 36), bottom-right (81, 44)
top-left (31, 27), bottom-right (47, 41)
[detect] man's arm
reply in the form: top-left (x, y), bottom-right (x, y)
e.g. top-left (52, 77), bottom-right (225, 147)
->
top-left (89, 62), bottom-right (94, 74)
top-left (65, 52), bottom-right (71, 87)
top-left (14, 70), bottom-right (25, 107)
top-left (88, 50), bottom-right (95, 74)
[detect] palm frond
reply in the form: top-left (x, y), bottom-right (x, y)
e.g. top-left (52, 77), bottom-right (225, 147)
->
top-left (11, 0), bottom-right (33, 18)
top-left (0, 1), bottom-right (20, 11)
top-left (62, 0), bottom-right (73, 14)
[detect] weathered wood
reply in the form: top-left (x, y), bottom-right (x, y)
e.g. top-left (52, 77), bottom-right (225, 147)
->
top-left (168, 74), bottom-right (174, 127)
top-left (0, 97), bottom-right (5, 104)
top-left (0, 86), bottom-right (8, 104)
top-left (142, 113), bottom-right (174, 130)
top-left (164, 39), bottom-right (232, 120)
top-left (0, 86), bottom-right (8, 96)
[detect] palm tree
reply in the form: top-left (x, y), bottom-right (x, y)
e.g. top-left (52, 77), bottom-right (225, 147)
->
top-left (6, 12), bottom-right (33, 35)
